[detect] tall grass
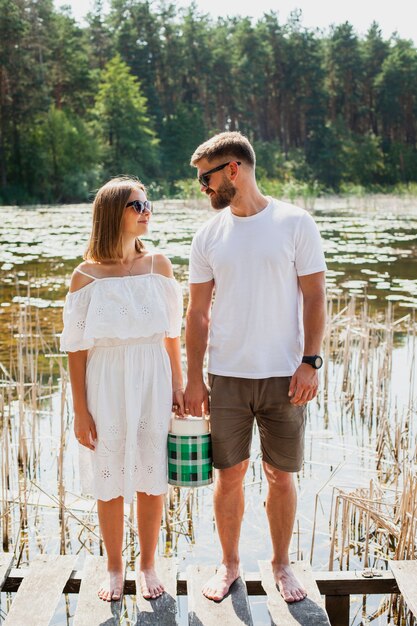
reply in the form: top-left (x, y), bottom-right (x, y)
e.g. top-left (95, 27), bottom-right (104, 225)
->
top-left (1, 286), bottom-right (416, 624)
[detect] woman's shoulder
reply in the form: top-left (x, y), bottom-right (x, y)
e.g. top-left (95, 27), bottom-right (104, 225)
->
top-left (151, 253), bottom-right (174, 279)
top-left (69, 262), bottom-right (99, 293)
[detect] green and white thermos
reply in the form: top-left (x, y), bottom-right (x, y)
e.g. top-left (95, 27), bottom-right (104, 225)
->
top-left (168, 417), bottom-right (213, 487)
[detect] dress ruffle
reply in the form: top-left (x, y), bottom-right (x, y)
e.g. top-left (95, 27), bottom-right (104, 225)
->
top-left (60, 274), bottom-right (183, 352)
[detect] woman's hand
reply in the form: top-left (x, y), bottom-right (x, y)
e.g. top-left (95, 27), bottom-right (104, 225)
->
top-left (172, 388), bottom-right (185, 418)
top-left (74, 410), bottom-right (97, 450)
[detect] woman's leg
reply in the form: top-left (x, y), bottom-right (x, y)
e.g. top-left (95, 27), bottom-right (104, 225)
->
top-left (97, 496), bottom-right (125, 601)
top-left (137, 492), bottom-right (165, 598)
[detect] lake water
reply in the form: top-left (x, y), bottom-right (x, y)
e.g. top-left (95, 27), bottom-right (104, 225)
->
top-left (0, 196), bottom-right (416, 625)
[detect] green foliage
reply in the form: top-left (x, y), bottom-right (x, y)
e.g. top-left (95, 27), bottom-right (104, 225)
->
top-left (391, 182), bottom-right (417, 196)
top-left (92, 54), bottom-right (159, 180)
top-left (383, 142), bottom-right (417, 183)
top-left (1, 2), bottom-right (417, 203)
top-left (171, 179), bottom-right (201, 199)
top-left (48, 9), bottom-right (94, 114)
top-left (24, 106), bottom-right (100, 202)
top-left (160, 105), bottom-right (206, 181)
top-left (343, 132), bottom-right (385, 185)
top-left (306, 121), bottom-right (346, 189)
top-left (254, 142), bottom-right (287, 179)
top-left (376, 38), bottom-right (417, 146)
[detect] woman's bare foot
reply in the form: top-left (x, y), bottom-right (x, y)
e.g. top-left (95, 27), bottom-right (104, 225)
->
top-left (272, 564), bottom-right (307, 603)
top-left (139, 567), bottom-right (165, 599)
top-left (98, 568), bottom-right (124, 602)
top-left (202, 563), bottom-right (240, 601)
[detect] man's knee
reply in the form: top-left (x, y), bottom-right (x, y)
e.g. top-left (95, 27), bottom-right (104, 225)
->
top-left (263, 461), bottom-right (294, 491)
top-left (215, 459), bottom-right (249, 489)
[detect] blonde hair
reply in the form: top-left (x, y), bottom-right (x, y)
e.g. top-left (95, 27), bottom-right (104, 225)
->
top-left (84, 177), bottom-right (146, 263)
top-left (190, 131), bottom-right (256, 167)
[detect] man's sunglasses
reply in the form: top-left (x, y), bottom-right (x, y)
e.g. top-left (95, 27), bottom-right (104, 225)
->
top-left (126, 200), bottom-right (153, 214)
top-left (198, 161), bottom-right (241, 188)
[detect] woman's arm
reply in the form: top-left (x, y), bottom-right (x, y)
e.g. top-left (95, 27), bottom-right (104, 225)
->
top-left (153, 254), bottom-right (185, 415)
top-left (164, 336), bottom-right (185, 416)
top-left (65, 267), bottom-right (97, 449)
top-left (68, 350), bottom-right (97, 449)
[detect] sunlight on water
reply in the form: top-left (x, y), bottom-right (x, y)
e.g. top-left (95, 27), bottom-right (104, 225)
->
top-left (1, 197), bottom-right (416, 311)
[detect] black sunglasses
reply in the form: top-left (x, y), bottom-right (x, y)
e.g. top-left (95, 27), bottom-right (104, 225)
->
top-left (126, 199), bottom-right (153, 214)
top-left (198, 161), bottom-right (241, 188)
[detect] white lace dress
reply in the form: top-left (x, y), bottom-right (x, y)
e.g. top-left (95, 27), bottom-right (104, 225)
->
top-left (60, 267), bottom-right (183, 503)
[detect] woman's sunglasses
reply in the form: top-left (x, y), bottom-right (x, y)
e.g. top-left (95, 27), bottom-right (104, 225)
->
top-left (126, 200), bottom-right (153, 214)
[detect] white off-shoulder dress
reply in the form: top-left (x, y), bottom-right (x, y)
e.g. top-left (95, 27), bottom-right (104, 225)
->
top-left (60, 261), bottom-right (183, 503)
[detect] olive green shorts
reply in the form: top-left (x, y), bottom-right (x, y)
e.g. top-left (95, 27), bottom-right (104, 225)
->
top-left (208, 374), bottom-right (306, 473)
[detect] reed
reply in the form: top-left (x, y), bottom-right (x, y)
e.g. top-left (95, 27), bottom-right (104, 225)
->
top-left (311, 297), bottom-right (417, 624)
top-left (1, 282), bottom-right (416, 624)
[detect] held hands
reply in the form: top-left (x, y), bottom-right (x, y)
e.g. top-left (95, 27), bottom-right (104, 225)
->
top-left (172, 387), bottom-right (185, 418)
top-left (184, 380), bottom-right (210, 417)
top-left (288, 363), bottom-right (319, 406)
top-left (74, 410), bottom-right (97, 450)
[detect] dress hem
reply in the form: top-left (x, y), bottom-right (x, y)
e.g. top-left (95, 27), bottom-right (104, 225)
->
top-left (83, 488), bottom-right (169, 504)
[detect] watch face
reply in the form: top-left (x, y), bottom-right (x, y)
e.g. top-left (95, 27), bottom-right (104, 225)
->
top-left (302, 355), bottom-right (323, 368)
top-left (314, 356), bottom-right (323, 369)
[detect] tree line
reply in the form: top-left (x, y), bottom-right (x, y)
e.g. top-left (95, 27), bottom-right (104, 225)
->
top-left (1, 0), bottom-right (417, 204)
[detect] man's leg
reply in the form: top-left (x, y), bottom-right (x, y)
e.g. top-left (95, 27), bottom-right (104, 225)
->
top-left (263, 461), bottom-right (307, 602)
top-left (202, 459), bottom-right (249, 600)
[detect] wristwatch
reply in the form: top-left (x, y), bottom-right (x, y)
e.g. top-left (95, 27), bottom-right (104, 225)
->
top-left (302, 355), bottom-right (323, 369)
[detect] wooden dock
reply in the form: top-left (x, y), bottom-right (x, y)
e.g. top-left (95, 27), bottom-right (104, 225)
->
top-left (0, 553), bottom-right (415, 625)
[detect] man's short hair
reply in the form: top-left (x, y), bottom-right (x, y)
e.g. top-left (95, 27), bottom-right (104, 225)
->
top-left (190, 131), bottom-right (256, 168)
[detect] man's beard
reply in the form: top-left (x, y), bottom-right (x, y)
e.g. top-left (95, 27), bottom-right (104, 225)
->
top-left (207, 178), bottom-right (236, 210)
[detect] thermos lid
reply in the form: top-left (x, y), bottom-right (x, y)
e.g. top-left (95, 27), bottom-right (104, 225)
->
top-left (169, 416), bottom-right (210, 435)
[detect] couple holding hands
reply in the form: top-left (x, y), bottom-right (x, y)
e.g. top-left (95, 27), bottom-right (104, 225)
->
top-left (60, 132), bottom-right (326, 605)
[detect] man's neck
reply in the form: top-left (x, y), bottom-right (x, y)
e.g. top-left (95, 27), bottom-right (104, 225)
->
top-left (229, 188), bottom-right (269, 217)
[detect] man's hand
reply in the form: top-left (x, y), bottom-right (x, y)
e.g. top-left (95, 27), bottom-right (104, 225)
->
top-left (184, 380), bottom-right (210, 417)
top-left (288, 364), bottom-right (319, 406)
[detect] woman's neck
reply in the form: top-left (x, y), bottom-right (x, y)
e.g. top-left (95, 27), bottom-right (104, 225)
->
top-left (120, 235), bottom-right (140, 263)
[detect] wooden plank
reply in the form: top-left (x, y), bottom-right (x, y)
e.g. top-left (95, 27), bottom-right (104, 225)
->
top-left (313, 569), bottom-right (398, 595)
top-left (1, 565), bottom-right (402, 596)
top-left (73, 555), bottom-right (125, 626)
top-left (136, 557), bottom-right (178, 625)
top-left (325, 595), bottom-right (350, 626)
top-left (3, 554), bottom-right (77, 626)
top-left (390, 560), bottom-right (417, 617)
top-left (258, 561), bottom-right (331, 626)
top-left (187, 564), bottom-right (253, 626)
top-left (0, 553), bottom-right (14, 590)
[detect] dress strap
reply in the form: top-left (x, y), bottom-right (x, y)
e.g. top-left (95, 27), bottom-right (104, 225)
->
top-left (74, 267), bottom-right (97, 280)
top-left (150, 254), bottom-right (154, 274)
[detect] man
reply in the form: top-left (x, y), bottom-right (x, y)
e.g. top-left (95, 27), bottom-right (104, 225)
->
top-left (184, 132), bottom-right (326, 603)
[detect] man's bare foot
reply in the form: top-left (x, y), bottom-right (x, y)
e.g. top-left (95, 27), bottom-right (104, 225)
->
top-left (272, 564), bottom-right (307, 603)
top-left (139, 567), bottom-right (165, 599)
top-left (202, 564), bottom-right (240, 601)
top-left (98, 569), bottom-right (124, 602)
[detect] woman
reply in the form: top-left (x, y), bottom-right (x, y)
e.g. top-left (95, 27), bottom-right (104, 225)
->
top-left (60, 176), bottom-right (184, 601)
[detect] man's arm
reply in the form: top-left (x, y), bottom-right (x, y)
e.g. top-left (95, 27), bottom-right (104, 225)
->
top-left (184, 280), bottom-right (214, 416)
top-left (289, 271), bottom-right (326, 406)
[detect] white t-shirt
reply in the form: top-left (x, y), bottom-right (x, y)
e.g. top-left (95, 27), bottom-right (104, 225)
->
top-left (188, 197), bottom-right (327, 378)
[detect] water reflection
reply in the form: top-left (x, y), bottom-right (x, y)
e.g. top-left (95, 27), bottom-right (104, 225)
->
top-left (1, 197), bottom-right (416, 309)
